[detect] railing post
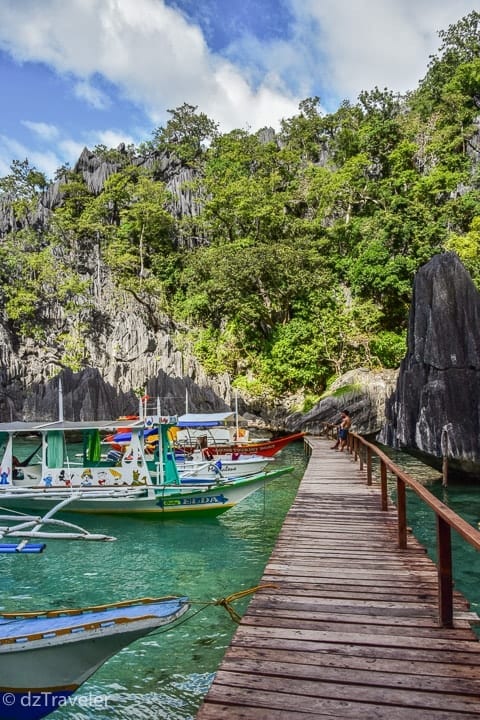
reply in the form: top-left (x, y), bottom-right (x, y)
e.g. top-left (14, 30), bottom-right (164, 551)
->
top-left (328, 432), bottom-right (480, 631)
top-left (380, 461), bottom-right (388, 511)
top-left (441, 423), bottom-right (452, 487)
top-left (437, 516), bottom-right (453, 627)
top-left (397, 477), bottom-right (407, 549)
top-left (366, 447), bottom-right (372, 486)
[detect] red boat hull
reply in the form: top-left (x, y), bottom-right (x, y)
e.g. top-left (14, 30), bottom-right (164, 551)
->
top-left (176, 432), bottom-right (307, 457)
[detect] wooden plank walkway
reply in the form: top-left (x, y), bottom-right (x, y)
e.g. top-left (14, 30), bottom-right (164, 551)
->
top-left (196, 436), bottom-right (480, 719)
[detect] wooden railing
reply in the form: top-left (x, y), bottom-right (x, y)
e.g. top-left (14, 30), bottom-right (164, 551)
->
top-left (342, 431), bottom-right (480, 628)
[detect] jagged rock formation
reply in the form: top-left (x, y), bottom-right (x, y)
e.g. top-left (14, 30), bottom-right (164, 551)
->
top-left (0, 145), bottom-right (234, 422)
top-left (286, 368), bottom-right (398, 436)
top-left (15, 366), bottom-right (232, 423)
top-left (379, 252), bottom-right (480, 477)
top-left (72, 146), bottom-right (202, 221)
top-left (0, 293), bottom-right (235, 422)
top-left (0, 140), bottom-right (298, 424)
top-left (0, 144), bottom-right (201, 238)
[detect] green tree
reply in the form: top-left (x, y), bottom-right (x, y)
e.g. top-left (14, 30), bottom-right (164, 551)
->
top-left (0, 159), bottom-right (48, 228)
top-left (279, 96), bottom-right (326, 162)
top-left (0, 159), bottom-right (47, 197)
top-left (0, 227), bottom-right (90, 343)
top-left (151, 103), bottom-right (219, 166)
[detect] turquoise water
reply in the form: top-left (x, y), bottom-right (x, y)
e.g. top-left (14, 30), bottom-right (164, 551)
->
top-left (4, 440), bottom-right (480, 719)
top-left (0, 442), bottom-right (308, 720)
top-left (377, 447), bottom-right (480, 620)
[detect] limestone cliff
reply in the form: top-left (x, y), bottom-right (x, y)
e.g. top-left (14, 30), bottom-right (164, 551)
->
top-left (379, 252), bottom-right (480, 477)
top-left (0, 146), bottom-right (236, 422)
top-left (0, 278), bottom-right (235, 422)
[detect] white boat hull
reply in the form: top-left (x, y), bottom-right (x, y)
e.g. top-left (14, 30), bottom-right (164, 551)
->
top-left (0, 416), bottom-right (293, 518)
top-left (0, 597), bottom-right (189, 720)
top-left (0, 472), bottom-right (281, 516)
top-left (177, 455), bottom-right (272, 481)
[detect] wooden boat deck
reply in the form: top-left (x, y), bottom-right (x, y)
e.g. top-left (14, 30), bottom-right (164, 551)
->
top-left (196, 436), bottom-right (480, 719)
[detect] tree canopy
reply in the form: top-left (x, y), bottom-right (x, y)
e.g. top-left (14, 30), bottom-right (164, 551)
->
top-left (1, 12), bottom-right (479, 405)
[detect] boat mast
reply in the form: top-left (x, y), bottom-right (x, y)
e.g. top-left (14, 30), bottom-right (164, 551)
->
top-left (157, 397), bottom-right (164, 485)
top-left (235, 390), bottom-right (239, 440)
top-left (58, 378), bottom-right (64, 422)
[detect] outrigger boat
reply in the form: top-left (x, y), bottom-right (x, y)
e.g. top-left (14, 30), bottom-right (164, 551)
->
top-left (173, 430), bottom-right (307, 457)
top-left (0, 416), bottom-right (293, 516)
top-left (0, 496), bottom-right (190, 720)
top-left (172, 411), bottom-right (268, 447)
top-left (171, 413), bottom-right (306, 456)
top-left (109, 412), bottom-right (306, 458)
top-left (0, 595), bottom-right (189, 720)
top-left (175, 452), bottom-right (273, 481)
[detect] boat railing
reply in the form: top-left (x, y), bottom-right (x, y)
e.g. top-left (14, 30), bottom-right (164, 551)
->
top-left (343, 431), bottom-right (480, 628)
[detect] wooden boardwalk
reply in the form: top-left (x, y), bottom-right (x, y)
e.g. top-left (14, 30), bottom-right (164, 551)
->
top-left (196, 436), bottom-right (480, 719)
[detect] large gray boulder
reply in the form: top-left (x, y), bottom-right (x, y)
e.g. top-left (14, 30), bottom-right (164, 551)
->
top-left (287, 368), bottom-right (398, 436)
top-left (379, 252), bottom-right (480, 476)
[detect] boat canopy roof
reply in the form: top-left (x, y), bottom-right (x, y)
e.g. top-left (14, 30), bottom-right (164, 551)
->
top-left (0, 419), bottom-right (147, 434)
top-left (176, 412), bottom-right (235, 428)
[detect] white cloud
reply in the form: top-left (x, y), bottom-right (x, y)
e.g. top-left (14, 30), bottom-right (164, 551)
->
top-left (74, 80), bottom-right (111, 110)
top-left (86, 128), bottom-right (138, 150)
top-left (0, 153), bottom-right (10, 177)
top-left (0, 134), bottom-right (62, 179)
top-left (0, 0), bottom-right (300, 132)
top-left (0, 135), bottom-right (34, 170)
top-left (222, 1), bottom-right (478, 110)
top-left (0, 0), bottom-right (476, 179)
top-left (57, 139), bottom-right (88, 167)
top-left (21, 121), bottom-right (60, 141)
top-left (290, 0), bottom-right (478, 102)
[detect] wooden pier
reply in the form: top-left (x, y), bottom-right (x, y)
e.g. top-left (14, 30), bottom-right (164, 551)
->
top-left (196, 436), bottom-right (480, 719)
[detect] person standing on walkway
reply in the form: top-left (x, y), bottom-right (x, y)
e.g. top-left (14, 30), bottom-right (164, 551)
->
top-left (338, 410), bottom-right (352, 452)
top-left (331, 410), bottom-right (352, 451)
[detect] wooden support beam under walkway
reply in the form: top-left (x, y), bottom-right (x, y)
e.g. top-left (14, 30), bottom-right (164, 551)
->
top-left (196, 436), bottom-right (480, 719)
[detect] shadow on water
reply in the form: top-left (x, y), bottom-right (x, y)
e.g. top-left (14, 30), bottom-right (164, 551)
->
top-left (0, 442), bottom-right (307, 720)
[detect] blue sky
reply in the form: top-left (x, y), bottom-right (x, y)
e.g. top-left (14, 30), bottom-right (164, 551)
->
top-left (0, 0), bottom-right (476, 180)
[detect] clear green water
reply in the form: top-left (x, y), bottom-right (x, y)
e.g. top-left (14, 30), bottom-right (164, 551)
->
top-left (377, 446), bottom-right (480, 620)
top-left (4, 441), bottom-right (480, 719)
top-left (0, 442), bottom-right (308, 720)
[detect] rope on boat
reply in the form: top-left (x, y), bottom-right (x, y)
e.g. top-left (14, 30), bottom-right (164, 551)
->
top-left (184, 583), bottom-right (279, 624)
top-left (148, 583), bottom-right (279, 635)
top-left (211, 583), bottom-right (278, 623)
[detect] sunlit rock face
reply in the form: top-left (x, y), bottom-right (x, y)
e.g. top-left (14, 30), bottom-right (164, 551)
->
top-left (0, 146), bottom-right (232, 422)
top-left (379, 252), bottom-right (480, 477)
top-left (287, 368), bottom-right (398, 436)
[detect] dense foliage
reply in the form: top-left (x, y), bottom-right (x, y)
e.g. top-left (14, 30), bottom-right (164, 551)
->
top-left (1, 13), bottom-right (480, 400)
